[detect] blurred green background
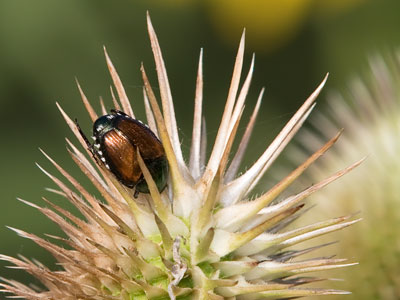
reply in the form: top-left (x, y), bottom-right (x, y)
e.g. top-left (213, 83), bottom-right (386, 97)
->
top-left (1, 0), bottom-right (400, 296)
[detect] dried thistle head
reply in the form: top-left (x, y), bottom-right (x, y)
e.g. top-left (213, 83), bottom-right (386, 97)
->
top-left (0, 13), bottom-right (362, 300)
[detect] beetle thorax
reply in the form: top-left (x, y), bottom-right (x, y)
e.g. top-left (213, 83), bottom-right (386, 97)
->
top-left (93, 115), bottom-right (116, 136)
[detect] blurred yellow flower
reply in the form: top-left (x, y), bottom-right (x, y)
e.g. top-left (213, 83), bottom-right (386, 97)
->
top-left (314, 0), bottom-right (367, 17)
top-left (205, 0), bottom-right (366, 52)
top-left (206, 0), bottom-right (313, 52)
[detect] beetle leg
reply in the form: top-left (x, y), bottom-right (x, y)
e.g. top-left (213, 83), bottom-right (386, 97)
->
top-left (133, 189), bottom-right (139, 199)
top-left (110, 109), bottom-right (127, 116)
top-left (74, 119), bottom-right (99, 163)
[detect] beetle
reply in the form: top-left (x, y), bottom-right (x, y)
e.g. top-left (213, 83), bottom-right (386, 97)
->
top-left (76, 109), bottom-right (168, 197)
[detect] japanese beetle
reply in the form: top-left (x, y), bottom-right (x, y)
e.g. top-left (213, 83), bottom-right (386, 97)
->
top-left (76, 110), bottom-right (168, 196)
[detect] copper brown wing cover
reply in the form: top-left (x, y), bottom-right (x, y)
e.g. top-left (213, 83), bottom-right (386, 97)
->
top-left (115, 117), bottom-right (165, 160)
top-left (101, 130), bottom-right (142, 187)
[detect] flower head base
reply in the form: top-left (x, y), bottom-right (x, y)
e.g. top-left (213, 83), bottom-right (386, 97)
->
top-left (1, 13), bottom-right (362, 299)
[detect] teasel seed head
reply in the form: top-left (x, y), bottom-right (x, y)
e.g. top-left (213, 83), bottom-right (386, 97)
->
top-left (0, 13), bottom-right (362, 300)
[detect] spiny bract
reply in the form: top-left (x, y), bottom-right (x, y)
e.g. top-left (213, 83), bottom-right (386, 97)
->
top-left (0, 14), bottom-right (362, 300)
